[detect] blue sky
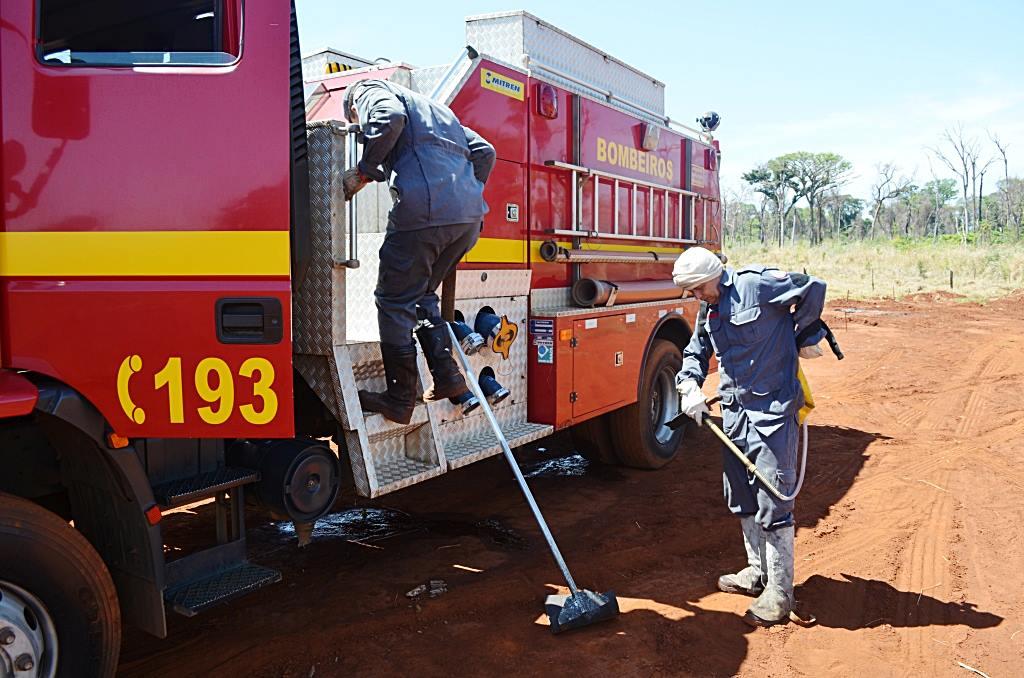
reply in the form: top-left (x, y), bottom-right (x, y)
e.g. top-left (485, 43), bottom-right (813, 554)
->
top-left (296, 0), bottom-right (1024, 202)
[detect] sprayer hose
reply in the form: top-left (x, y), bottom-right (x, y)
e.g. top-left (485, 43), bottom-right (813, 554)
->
top-left (707, 419), bottom-right (809, 502)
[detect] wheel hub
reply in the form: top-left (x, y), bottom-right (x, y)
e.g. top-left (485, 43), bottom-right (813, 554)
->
top-left (0, 581), bottom-right (57, 678)
top-left (651, 366), bottom-right (681, 445)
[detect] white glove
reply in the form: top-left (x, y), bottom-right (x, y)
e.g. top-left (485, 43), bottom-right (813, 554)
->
top-left (676, 378), bottom-right (710, 426)
top-left (343, 167), bottom-right (369, 201)
top-left (676, 376), bottom-right (701, 399)
top-left (799, 343), bottom-right (824, 359)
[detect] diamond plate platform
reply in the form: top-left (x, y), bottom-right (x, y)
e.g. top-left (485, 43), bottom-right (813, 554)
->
top-left (152, 467), bottom-right (257, 508)
top-left (373, 455), bottom-right (442, 492)
top-left (444, 421), bottom-right (553, 470)
top-left (164, 563), bottom-right (281, 617)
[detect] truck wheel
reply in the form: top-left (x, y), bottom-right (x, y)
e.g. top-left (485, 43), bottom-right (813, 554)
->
top-left (0, 493), bottom-right (120, 677)
top-left (609, 338), bottom-right (685, 469)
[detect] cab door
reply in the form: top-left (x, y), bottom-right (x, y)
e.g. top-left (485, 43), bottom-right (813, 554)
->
top-left (0, 1), bottom-right (294, 438)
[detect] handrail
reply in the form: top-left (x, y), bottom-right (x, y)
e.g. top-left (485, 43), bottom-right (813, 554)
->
top-left (343, 123), bottom-right (361, 268)
top-left (543, 159), bottom-right (717, 246)
top-left (544, 160), bottom-right (707, 200)
top-left (547, 229), bottom-right (696, 246)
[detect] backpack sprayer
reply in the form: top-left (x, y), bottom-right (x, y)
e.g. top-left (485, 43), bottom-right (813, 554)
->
top-left (668, 320), bottom-right (844, 503)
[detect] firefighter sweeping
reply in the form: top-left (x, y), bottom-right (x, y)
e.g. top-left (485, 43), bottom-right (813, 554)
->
top-left (667, 246), bottom-right (843, 627)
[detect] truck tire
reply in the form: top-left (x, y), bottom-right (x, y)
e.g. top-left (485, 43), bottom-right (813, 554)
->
top-left (609, 338), bottom-right (685, 469)
top-left (0, 492), bottom-right (120, 677)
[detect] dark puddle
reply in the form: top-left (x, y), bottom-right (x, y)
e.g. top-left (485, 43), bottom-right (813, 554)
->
top-left (521, 452), bottom-right (591, 478)
top-left (265, 508), bottom-right (528, 550)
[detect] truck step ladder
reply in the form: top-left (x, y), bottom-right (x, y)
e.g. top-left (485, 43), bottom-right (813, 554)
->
top-left (295, 121), bottom-right (553, 500)
top-left (444, 421), bottom-right (552, 470)
top-left (156, 467), bottom-right (281, 617)
top-left (164, 562), bottom-right (281, 617)
top-left (152, 467), bottom-right (257, 509)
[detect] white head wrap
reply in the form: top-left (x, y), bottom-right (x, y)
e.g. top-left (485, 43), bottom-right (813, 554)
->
top-left (672, 247), bottom-right (724, 290)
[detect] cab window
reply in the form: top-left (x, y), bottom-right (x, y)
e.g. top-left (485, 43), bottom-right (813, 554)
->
top-left (37, 0), bottom-right (242, 67)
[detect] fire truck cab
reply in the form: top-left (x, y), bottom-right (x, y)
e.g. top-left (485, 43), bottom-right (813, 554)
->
top-left (0, 3), bottom-right (720, 673)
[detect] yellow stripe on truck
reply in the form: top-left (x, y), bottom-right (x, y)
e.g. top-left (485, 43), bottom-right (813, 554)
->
top-left (463, 237), bottom-right (682, 265)
top-left (0, 232), bottom-right (679, 276)
top-left (0, 231), bottom-right (291, 277)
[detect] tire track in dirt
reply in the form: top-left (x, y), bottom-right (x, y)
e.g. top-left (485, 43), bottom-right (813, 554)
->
top-left (893, 465), bottom-right (954, 673)
top-left (892, 396), bottom-right (936, 429)
top-left (953, 350), bottom-right (1006, 437)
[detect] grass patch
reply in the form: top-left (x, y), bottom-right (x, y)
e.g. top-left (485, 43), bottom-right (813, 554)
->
top-left (723, 240), bottom-right (1024, 301)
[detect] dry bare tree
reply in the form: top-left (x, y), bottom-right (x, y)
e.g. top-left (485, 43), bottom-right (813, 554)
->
top-left (990, 132), bottom-right (1010, 236)
top-left (870, 163), bottom-right (912, 239)
top-left (931, 124), bottom-right (978, 242)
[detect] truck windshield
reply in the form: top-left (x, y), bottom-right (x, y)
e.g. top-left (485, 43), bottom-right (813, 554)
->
top-left (37, 0), bottom-right (242, 67)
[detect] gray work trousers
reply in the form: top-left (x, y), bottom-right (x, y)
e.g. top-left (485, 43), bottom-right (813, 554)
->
top-left (375, 222), bottom-right (481, 346)
top-left (721, 395), bottom-right (799, 531)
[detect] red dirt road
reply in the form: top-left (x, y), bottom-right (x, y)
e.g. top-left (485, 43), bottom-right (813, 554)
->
top-left (119, 294), bottom-right (1024, 677)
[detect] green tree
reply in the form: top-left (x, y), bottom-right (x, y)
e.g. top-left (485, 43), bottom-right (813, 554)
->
top-left (823, 194), bottom-right (864, 238)
top-left (742, 155), bottom-right (801, 247)
top-left (789, 152), bottom-right (853, 244)
top-left (921, 178), bottom-right (957, 239)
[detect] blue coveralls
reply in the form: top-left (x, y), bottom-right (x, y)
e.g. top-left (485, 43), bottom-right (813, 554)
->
top-left (679, 266), bottom-right (827, 530)
top-left (351, 79), bottom-right (497, 346)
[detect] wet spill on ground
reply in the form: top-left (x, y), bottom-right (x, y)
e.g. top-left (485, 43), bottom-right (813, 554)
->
top-left (521, 453), bottom-right (591, 478)
top-left (266, 508), bottom-right (528, 550)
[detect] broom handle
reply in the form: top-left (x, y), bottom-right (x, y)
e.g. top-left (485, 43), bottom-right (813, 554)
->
top-left (446, 324), bottom-right (581, 596)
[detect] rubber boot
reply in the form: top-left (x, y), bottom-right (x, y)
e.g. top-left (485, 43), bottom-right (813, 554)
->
top-left (718, 515), bottom-right (766, 597)
top-left (358, 343), bottom-right (418, 424)
top-left (744, 525), bottom-right (795, 627)
top-left (415, 323), bottom-right (472, 402)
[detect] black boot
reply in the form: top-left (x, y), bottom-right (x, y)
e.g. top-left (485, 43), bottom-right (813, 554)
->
top-left (415, 322), bottom-right (472, 402)
top-left (358, 343), bottom-right (419, 424)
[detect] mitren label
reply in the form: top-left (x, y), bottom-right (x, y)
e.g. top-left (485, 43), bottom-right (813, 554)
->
top-left (584, 318), bottom-right (598, 329)
top-left (625, 313), bottom-right (636, 323)
top-left (481, 69), bottom-right (525, 101)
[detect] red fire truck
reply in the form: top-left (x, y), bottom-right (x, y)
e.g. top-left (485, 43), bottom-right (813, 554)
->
top-left (0, 3), bottom-right (720, 672)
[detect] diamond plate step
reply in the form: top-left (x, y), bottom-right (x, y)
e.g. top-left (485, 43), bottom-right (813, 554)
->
top-left (372, 455), bottom-right (443, 494)
top-left (363, 403), bottom-right (429, 442)
top-left (165, 563), bottom-right (281, 617)
top-left (443, 421), bottom-right (553, 470)
top-left (152, 467), bottom-right (258, 509)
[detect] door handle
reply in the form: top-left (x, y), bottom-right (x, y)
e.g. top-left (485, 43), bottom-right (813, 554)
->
top-left (216, 298), bottom-right (283, 344)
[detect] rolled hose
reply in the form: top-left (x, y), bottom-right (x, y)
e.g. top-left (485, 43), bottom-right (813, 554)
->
top-left (571, 277), bottom-right (684, 307)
